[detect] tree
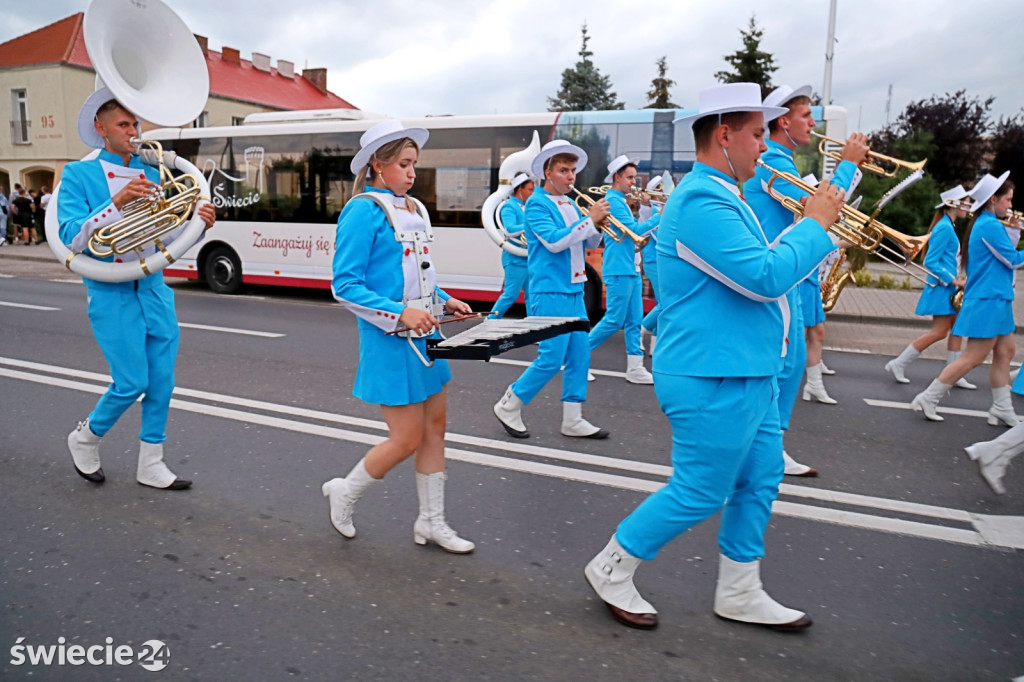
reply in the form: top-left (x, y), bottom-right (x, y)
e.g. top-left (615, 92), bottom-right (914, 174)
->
top-left (872, 90), bottom-right (993, 188)
top-left (991, 110), bottom-right (1024, 211)
top-left (547, 24), bottom-right (625, 112)
top-left (714, 15), bottom-right (777, 98)
top-left (644, 56), bottom-right (678, 109)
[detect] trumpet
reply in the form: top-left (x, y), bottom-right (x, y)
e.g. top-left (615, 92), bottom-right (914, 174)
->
top-left (756, 160), bottom-right (936, 286)
top-left (1001, 209), bottom-right (1024, 229)
top-left (811, 132), bottom-right (927, 178)
top-left (587, 185), bottom-right (670, 203)
top-left (87, 139), bottom-right (203, 258)
top-left (570, 186), bottom-right (650, 249)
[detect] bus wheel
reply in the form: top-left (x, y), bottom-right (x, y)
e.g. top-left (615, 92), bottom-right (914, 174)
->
top-left (584, 263), bottom-right (604, 324)
top-left (204, 247), bottom-right (243, 295)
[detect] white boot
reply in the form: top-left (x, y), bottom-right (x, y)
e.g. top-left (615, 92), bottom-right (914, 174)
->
top-left (948, 351), bottom-right (977, 390)
top-left (584, 534), bottom-right (658, 629)
top-left (560, 402), bottom-right (609, 439)
top-left (802, 364), bottom-right (837, 404)
top-left (321, 458), bottom-right (379, 538)
top-left (413, 471), bottom-right (474, 553)
top-left (625, 354), bottom-right (654, 385)
top-left (782, 450), bottom-right (818, 477)
top-left (713, 554), bottom-right (811, 629)
top-left (885, 345), bottom-right (920, 384)
top-left (1011, 367), bottom-right (1021, 383)
top-left (910, 379), bottom-right (951, 421)
top-left (67, 419), bottom-right (104, 482)
top-left (137, 441), bottom-right (190, 490)
top-left (988, 385), bottom-right (1021, 427)
top-left (650, 335), bottom-right (657, 355)
top-left (819, 360), bottom-right (835, 376)
top-left (493, 385), bottom-right (529, 438)
top-left (587, 371), bottom-right (596, 382)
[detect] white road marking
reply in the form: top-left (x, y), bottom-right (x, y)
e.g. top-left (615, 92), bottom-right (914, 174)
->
top-left (865, 398), bottom-right (990, 420)
top-left (178, 322), bottom-right (285, 338)
top-left (490, 357), bottom-right (627, 379)
top-left (0, 273), bottom-right (14, 278)
top-left (823, 345), bottom-right (872, 354)
top-left (49, 278), bottom-right (82, 284)
top-left (3, 357), bottom-right (1024, 550)
top-left (0, 300), bottom-right (60, 311)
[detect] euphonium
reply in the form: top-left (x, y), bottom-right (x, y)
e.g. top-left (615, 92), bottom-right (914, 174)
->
top-left (811, 131), bottom-right (927, 178)
top-left (756, 160), bottom-right (937, 287)
top-left (569, 186), bottom-right (650, 249)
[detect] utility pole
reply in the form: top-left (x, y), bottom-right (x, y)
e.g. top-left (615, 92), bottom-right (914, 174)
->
top-left (885, 83), bottom-right (893, 126)
top-left (822, 0), bottom-right (838, 105)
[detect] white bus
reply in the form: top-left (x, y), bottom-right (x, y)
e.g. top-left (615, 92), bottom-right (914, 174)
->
top-left (145, 105), bottom-right (848, 318)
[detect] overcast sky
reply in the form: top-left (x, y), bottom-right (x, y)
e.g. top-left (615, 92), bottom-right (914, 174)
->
top-left (3, 0), bottom-right (1021, 133)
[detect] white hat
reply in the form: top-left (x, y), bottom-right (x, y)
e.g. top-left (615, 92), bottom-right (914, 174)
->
top-left (530, 139), bottom-right (588, 178)
top-left (350, 120), bottom-right (429, 174)
top-left (77, 85), bottom-right (120, 149)
top-left (935, 184), bottom-right (969, 209)
top-left (673, 83), bottom-right (789, 130)
top-left (604, 154), bottom-right (636, 183)
top-left (646, 174), bottom-right (663, 191)
top-left (510, 173), bottom-right (533, 191)
top-left (969, 171), bottom-right (1010, 212)
top-left (763, 84), bottom-right (813, 109)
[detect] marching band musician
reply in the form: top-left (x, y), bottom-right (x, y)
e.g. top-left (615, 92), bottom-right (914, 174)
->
top-left (639, 174), bottom-right (665, 354)
top-left (587, 155), bottom-right (659, 384)
top-left (60, 86), bottom-right (216, 490)
top-left (743, 84), bottom-right (867, 477)
top-left (585, 83), bottom-right (845, 630)
top-left (885, 185), bottom-right (974, 388)
top-left (325, 120), bottom-right (475, 553)
top-left (492, 140), bottom-right (609, 440)
top-left (489, 173), bottom-right (534, 319)
top-left (912, 173), bottom-right (1023, 427)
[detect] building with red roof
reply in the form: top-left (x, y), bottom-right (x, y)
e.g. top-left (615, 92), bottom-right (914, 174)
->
top-left (0, 12), bottom-right (356, 197)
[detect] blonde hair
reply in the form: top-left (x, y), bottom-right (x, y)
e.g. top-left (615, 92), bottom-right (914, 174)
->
top-left (353, 138), bottom-right (421, 194)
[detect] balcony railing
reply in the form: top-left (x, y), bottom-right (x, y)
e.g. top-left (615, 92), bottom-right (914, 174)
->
top-left (10, 119), bottom-right (30, 145)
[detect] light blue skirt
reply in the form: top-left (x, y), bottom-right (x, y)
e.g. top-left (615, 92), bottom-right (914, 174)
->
top-left (353, 320), bottom-right (451, 406)
top-left (951, 298), bottom-right (1015, 339)
top-left (915, 282), bottom-right (958, 317)
top-left (799, 279), bottom-right (825, 326)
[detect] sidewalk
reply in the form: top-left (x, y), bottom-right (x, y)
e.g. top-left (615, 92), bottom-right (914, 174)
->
top-left (4, 242), bottom-right (1024, 332)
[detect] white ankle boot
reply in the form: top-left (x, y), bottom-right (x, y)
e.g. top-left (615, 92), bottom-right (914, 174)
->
top-left (713, 554), bottom-right (811, 629)
top-left (782, 450), bottom-right (818, 477)
top-left (988, 385), bottom-right (1021, 427)
top-left (584, 534), bottom-right (658, 629)
top-left (625, 354), bottom-right (654, 384)
top-left (137, 441), bottom-right (190, 490)
top-left (67, 419), bottom-right (104, 482)
top-left (966, 422), bottom-right (1024, 494)
top-left (802, 364), bottom-right (837, 404)
top-left (819, 360), bottom-right (835, 376)
top-left (588, 371), bottom-right (596, 382)
top-left (885, 345), bottom-right (920, 384)
top-left (322, 458), bottom-right (379, 538)
top-left (561, 402), bottom-right (609, 439)
top-left (911, 379), bottom-right (951, 421)
top-left (493, 385), bottom-right (529, 438)
top-left (947, 351), bottom-right (977, 389)
top-left (413, 471), bottom-right (474, 553)
top-left (650, 335), bottom-right (657, 355)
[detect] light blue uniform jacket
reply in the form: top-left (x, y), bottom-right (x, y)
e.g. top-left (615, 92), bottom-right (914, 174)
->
top-left (603, 189), bottom-right (660, 276)
top-left (524, 186), bottom-right (602, 294)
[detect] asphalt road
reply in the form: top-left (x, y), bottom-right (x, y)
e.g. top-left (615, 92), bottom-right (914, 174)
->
top-left (1, 273), bottom-right (1022, 682)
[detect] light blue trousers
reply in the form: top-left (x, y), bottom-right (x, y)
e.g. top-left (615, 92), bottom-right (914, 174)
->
top-left (490, 257), bottom-right (529, 319)
top-left (86, 279), bottom-right (179, 444)
top-left (588, 274), bottom-right (643, 356)
top-left (616, 374), bottom-right (783, 563)
top-left (511, 292), bottom-right (589, 404)
top-left (777, 289), bottom-right (806, 432)
top-left (641, 263), bottom-right (661, 335)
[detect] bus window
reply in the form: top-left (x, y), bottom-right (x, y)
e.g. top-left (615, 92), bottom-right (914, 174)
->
top-left (553, 118), bottom-right (616, 191)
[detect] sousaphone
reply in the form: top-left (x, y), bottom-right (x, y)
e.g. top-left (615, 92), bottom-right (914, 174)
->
top-left (481, 131), bottom-right (541, 258)
top-left (45, 0), bottom-right (212, 282)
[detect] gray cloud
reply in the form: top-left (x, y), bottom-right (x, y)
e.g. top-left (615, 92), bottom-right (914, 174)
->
top-left (3, 0), bottom-right (1021, 132)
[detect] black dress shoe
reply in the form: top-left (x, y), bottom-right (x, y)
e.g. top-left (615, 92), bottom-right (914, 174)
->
top-left (788, 467), bottom-right (819, 478)
top-left (584, 428), bottom-right (610, 440)
top-left (74, 465), bottom-right (105, 483)
top-left (715, 612), bottom-right (813, 631)
top-left (605, 602), bottom-right (658, 630)
top-left (138, 478), bottom-right (192, 490)
top-left (494, 414), bottom-right (529, 439)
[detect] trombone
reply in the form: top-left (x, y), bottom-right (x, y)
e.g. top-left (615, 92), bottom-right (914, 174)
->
top-left (811, 132), bottom-right (927, 178)
top-left (756, 160), bottom-right (936, 286)
top-left (569, 186), bottom-right (650, 249)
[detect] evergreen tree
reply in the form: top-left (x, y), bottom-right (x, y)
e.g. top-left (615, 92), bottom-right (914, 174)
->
top-left (991, 110), bottom-right (1024, 209)
top-left (547, 24), bottom-right (625, 112)
top-left (714, 15), bottom-right (777, 98)
top-left (644, 56), bottom-right (678, 109)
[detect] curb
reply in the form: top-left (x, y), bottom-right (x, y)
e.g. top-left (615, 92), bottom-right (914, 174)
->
top-left (829, 312), bottom-right (1024, 335)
